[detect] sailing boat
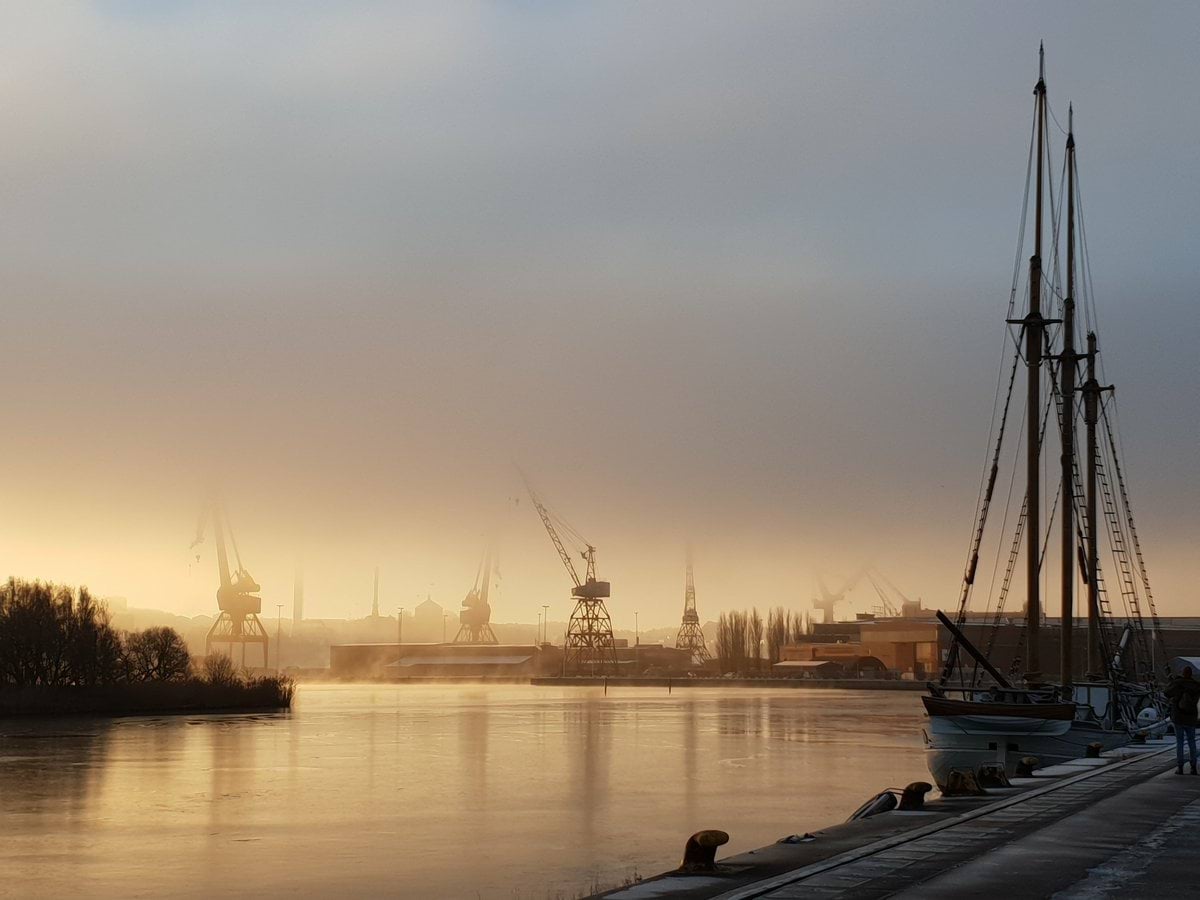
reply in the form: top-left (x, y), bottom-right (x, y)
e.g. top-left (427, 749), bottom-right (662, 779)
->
top-left (922, 47), bottom-right (1167, 788)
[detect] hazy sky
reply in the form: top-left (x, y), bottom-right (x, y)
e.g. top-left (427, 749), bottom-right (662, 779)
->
top-left (1, 2), bottom-right (1197, 626)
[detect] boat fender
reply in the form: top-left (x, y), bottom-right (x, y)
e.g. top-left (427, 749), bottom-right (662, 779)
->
top-left (678, 830), bottom-right (729, 873)
top-left (898, 782), bottom-right (933, 810)
top-left (943, 769), bottom-right (987, 796)
top-left (846, 790), bottom-right (898, 821)
top-left (977, 765), bottom-right (1010, 788)
top-left (1015, 756), bottom-right (1040, 776)
top-left (1086, 742), bottom-right (1103, 758)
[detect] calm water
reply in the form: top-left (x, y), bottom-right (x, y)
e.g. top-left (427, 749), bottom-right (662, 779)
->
top-left (0, 684), bottom-right (928, 899)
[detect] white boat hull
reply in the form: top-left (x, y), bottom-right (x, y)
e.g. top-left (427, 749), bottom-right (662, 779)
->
top-left (923, 718), bottom-right (1132, 788)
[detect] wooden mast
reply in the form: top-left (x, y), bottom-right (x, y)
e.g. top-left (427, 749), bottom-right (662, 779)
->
top-left (1059, 104), bottom-right (1077, 689)
top-left (1025, 44), bottom-right (1047, 676)
top-left (1084, 334), bottom-right (1100, 673)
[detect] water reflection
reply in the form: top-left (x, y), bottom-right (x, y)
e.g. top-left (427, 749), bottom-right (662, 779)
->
top-left (0, 720), bottom-right (113, 821)
top-left (457, 691), bottom-right (488, 809)
top-left (1, 685), bottom-right (927, 899)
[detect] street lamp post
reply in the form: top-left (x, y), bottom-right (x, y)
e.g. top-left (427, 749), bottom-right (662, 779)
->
top-left (536, 610), bottom-right (542, 645)
top-left (541, 605), bottom-right (549, 645)
top-left (397, 607), bottom-right (405, 676)
top-left (276, 604), bottom-right (283, 673)
top-left (442, 612), bottom-right (448, 643)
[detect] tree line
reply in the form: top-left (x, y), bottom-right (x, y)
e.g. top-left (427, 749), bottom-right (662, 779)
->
top-left (714, 607), bottom-right (809, 675)
top-left (1, 578), bottom-right (202, 687)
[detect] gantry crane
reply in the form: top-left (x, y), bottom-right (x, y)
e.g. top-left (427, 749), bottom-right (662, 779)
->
top-left (812, 567), bottom-right (869, 624)
top-left (865, 568), bottom-right (912, 618)
top-left (191, 494), bottom-right (269, 666)
top-left (453, 547), bottom-right (499, 644)
top-left (521, 473), bottom-right (616, 674)
top-left (675, 550), bottom-right (711, 666)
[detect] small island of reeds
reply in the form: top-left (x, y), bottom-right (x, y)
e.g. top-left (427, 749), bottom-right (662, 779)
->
top-left (0, 579), bottom-right (293, 717)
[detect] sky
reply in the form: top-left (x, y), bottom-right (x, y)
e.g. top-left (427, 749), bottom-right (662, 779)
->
top-left (1, 2), bottom-right (1197, 627)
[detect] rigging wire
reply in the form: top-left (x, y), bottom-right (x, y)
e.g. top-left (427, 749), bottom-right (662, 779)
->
top-left (956, 98), bottom-right (1035, 615)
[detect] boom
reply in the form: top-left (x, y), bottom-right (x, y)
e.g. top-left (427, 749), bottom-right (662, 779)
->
top-left (522, 475), bottom-right (583, 589)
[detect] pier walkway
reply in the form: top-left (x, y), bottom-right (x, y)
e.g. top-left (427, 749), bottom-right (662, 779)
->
top-left (600, 739), bottom-right (1198, 899)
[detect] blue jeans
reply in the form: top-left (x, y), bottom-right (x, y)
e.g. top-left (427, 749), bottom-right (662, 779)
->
top-left (1175, 724), bottom-right (1197, 767)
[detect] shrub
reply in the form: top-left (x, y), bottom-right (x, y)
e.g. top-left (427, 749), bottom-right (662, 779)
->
top-left (202, 652), bottom-right (241, 687)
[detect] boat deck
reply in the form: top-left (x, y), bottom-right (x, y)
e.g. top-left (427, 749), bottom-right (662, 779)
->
top-left (594, 738), bottom-right (1196, 899)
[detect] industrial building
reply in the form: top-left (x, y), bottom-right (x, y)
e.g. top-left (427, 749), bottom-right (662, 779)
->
top-left (778, 613), bottom-right (1200, 680)
top-left (329, 638), bottom-right (696, 679)
top-left (330, 642), bottom-right (551, 678)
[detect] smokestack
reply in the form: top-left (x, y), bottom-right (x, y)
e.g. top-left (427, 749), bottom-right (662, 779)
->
top-left (372, 566), bottom-right (380, 618)
top-left (293, 560), bottom-right (304, 625)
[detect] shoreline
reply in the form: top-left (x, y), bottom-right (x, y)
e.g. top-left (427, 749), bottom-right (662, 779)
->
top-left (530, 676), bottom-right (926, 690)
top-left (303, 674), bottom-right (928, 691)
top-left (0, 680), bottom-right (294, 718)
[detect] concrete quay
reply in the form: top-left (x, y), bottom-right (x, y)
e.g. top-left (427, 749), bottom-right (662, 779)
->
top-left (530, 676), bottom-right (925, 691)
top-left (596, 737), bottom-right (1197, 899)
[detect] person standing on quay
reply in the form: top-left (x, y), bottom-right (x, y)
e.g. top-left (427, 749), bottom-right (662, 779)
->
top-left (1165, 666), bottom-right (1200, 775)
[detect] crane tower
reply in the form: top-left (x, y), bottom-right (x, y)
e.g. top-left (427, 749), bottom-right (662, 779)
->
top-left (522, 475), bottom-right (617, 674)
top-left (675, 551), bottom-right (711, 666)
top-left (191, 495), bottom-right (269, 666)
top-left (453, 548), bottom-right (499, 644)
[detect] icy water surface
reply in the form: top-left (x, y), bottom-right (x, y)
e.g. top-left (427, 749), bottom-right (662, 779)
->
top-left (0, 684), bottom-right (928, 899)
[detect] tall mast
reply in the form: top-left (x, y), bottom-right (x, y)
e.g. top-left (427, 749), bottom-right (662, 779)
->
top-left (1026, 44), bottom-right (1047, 676)
top-left (1083, 332), bottom-right (1101, 672)
top-left (1059, 104), bottom-right (1077, 689)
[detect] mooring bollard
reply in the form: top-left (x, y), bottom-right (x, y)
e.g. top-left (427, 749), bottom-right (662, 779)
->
top-left (1086, 742), bottom-right (1103, 758)
top-left (977, 765), bottom-right (1011, 788)
top-left (943, 769), bottom-right (987, 796)
top-left (1015, 756), bottom-right (1040, 777)
top-left (678, 830), bottom-right (729, 873)
top-left (898, 781), bottom-right (933, 810)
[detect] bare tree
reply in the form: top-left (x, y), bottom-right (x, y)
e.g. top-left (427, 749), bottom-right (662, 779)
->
top-left (716, 610), bottom-right (749, 674)
top-left (766, 607), bottom-right (788, 665)
top-left (747, 609), bottom-right (764, 673)
top-left (0, 579), bottom-right (124, 687)
top-left (124, 627), bottom-right (192, 682)
top-left (787, 610), bottom-right (808, 644)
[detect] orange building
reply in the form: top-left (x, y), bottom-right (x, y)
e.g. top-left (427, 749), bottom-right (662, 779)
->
top-left (779, 619), bottom-right (941, 679)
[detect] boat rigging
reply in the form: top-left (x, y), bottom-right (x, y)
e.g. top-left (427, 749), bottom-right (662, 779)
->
top-left (923, 46), bottom-right (1168, 788)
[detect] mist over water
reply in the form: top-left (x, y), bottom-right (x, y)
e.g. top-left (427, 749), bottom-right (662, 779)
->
top-left (0, 685), bottom-right (927, 898)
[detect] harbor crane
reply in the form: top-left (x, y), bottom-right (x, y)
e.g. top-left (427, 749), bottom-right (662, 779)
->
top-left (813, 567), bottom-right (869, 623)
top-left (865, 568), bottom-right (913, 618)
top-left (191, 494), bottom-right (269, 666)
top-left (674, 549), bottom-right (711, 666)
top-left (521, 473), bottom-right (617, 674)
top-left (453, 547), bottom-right (499, 644)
